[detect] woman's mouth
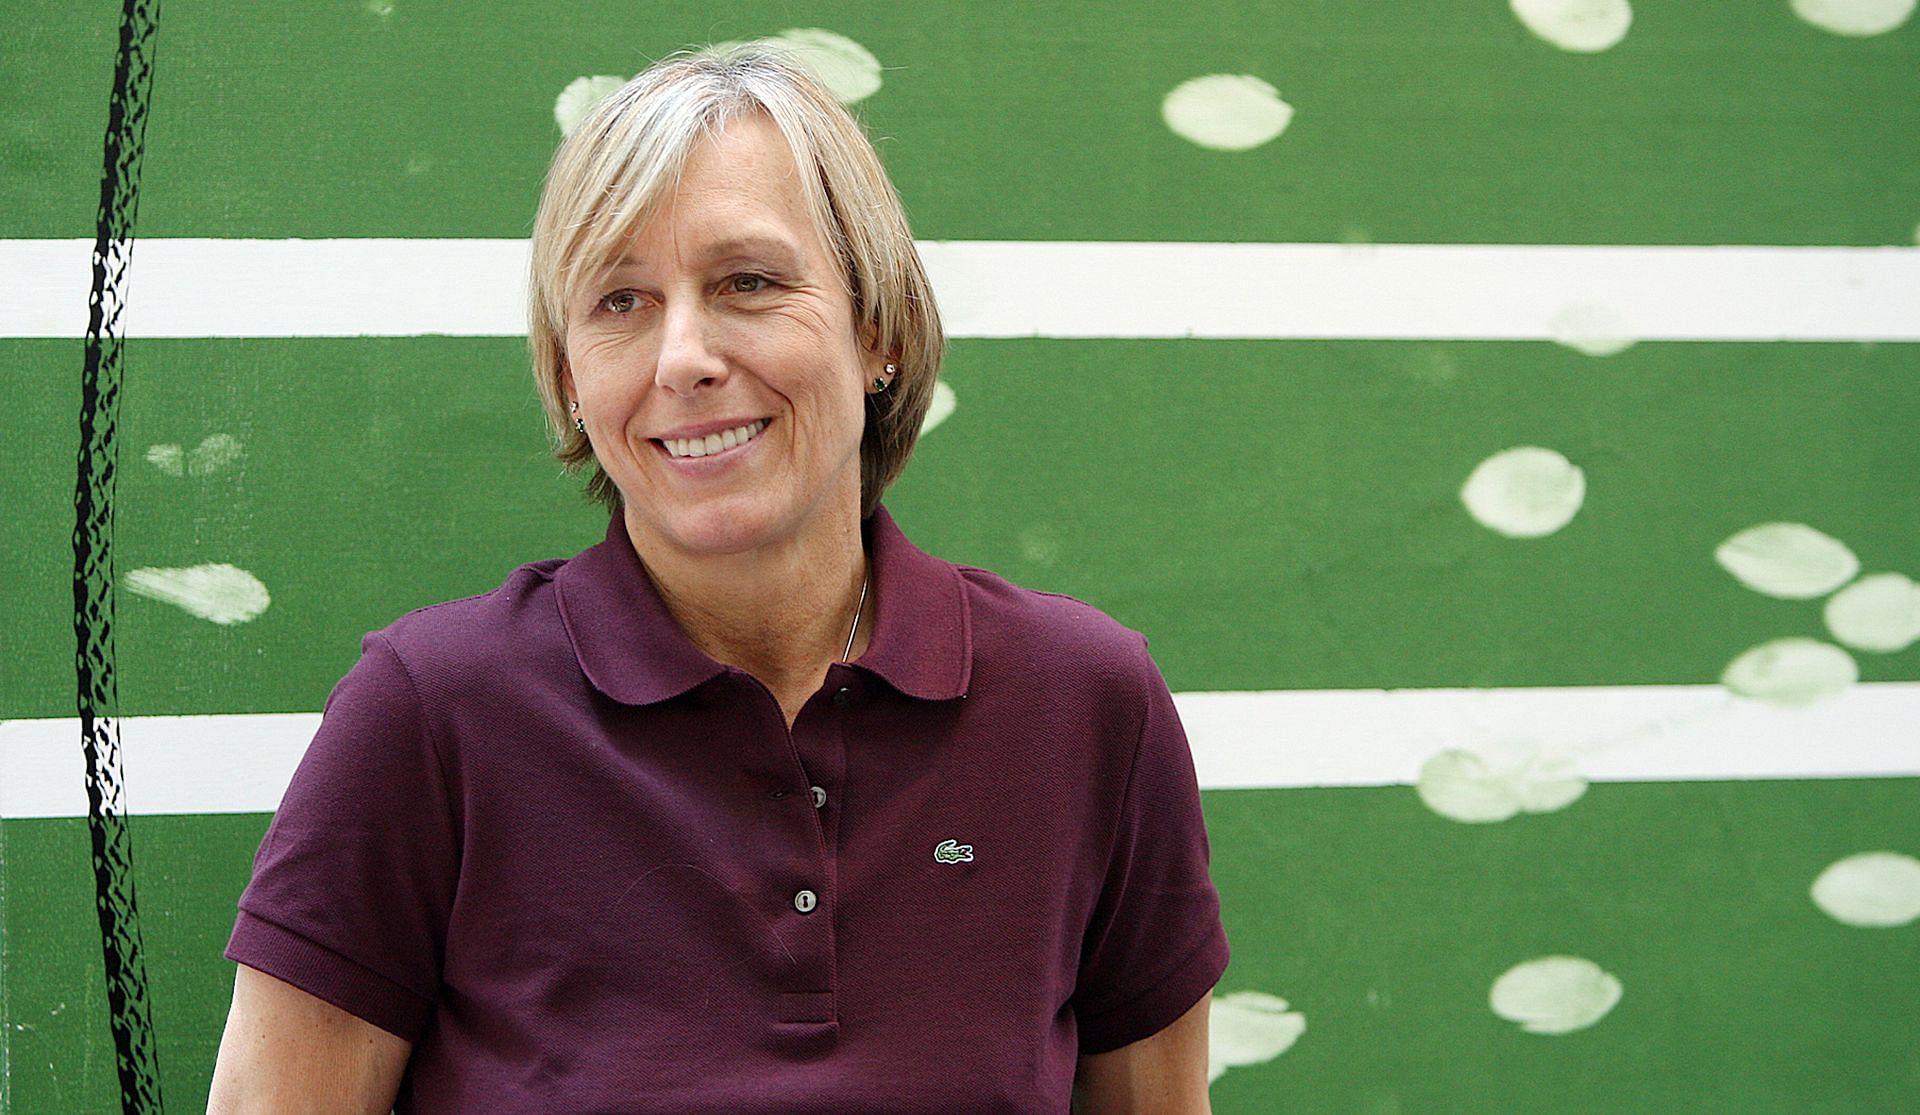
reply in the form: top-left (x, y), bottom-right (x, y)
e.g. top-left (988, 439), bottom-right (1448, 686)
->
top-left (656, 418), bottom-right (770, 459)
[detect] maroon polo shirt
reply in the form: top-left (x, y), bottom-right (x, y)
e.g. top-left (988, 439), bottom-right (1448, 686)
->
top-left (228, 506), bottom-right (1228, 1113)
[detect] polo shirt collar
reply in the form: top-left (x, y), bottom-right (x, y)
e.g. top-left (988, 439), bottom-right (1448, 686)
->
top-left (554, 505), bottom-right (971, 707)
top-left (858, 505), bottom-right (972, 701)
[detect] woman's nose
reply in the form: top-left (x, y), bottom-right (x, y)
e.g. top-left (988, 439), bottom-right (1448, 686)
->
top-left (654, 300), bottom-right (728, 395)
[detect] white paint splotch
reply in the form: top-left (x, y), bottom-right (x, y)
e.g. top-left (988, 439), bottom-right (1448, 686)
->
top-left (1792, 0), bottom-right (1915, 36)
top-left (124, 564), bottom-right (271, 625)
top-left (1417, 739), bottom-right (1587, 823)
top-left (1510, 0), bottom-right (1633, 53)
top-left (920, 380), bottom-right (957, 435)
top-left (1811, 851), bottom-right (1920, 927)
top-left (1490, 956), bottom-right (1622, 1035)
top-left (1207, 991), bottom-right (1306, 1083)
top-left (1722, 637), bottom-right (1858, 707)
top-left (1548, 303), bottom-right (1636, 356)
top-left (554, 75), bottom-right (628, 136)
top-left (767, 29), bottom-right (882, 104)
top-left (1162, 75), bottom-right (1294, 152)
top-left (1460, 446), bottom-right (1585, 538)
top-left (1715, 522), bottom-right (1859, 599)
top-left (1824, 573), bottom-right (1920, 653)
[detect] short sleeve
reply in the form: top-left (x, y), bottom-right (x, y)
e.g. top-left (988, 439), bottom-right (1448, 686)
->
top-left (1069, 642), bottom-right (1230, 1055)
top-left (225, 632), bottom-right (459, 1041)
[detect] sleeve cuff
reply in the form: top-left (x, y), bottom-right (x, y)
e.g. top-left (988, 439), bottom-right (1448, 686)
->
top-left (1075, 924), bottom-right (1231, 1056)
top-left (226, 909), bottom-right (436, 1042)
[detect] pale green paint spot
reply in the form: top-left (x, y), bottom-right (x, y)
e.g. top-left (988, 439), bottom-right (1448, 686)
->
top-left (188, 433), bottom-right (245, 477)
top-left (1017, 523), bottom-right (1063, 567)
top-left (1549, 304), bottom-right (1636, 356)
top-left (124, 564), bottom-right (271, 625)
top-left (1721, 637), bottom-right (1858, 706)
top-left (1490, 956), bottom-right (1622, 1035)
top-left (1791, 0), bottom-right (1916, 36)
top-left (1161, 75), bottom-right (1294, 152)
top-left (555, 75), bottom-right (627, 137)
top-left (1460, 446), bottom-right (1585, 538)
top-left (1715, 522), bottom-right (1860, 599)
top-left (145, 443), bottom-right (184, 476)
top-left (920, 380), bottom-right (956, 434)
top-left (1208, 991), bottom-right (1306, 1083)
top-left (148, 435), bottom-right (243, 477)
top-left (1509, 0), bottom-right (1634, 53)
top-left (1416, 740), bottom-right (1587, 823)
top-left (767, 29), bottom-right (882, 105)
top-left (1811, 851), bottom-right (1920, 927)
top-left (1824, 572), bottom-right (1920, 653)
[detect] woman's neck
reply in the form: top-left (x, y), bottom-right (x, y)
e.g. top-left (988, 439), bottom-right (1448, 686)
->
top-left (624, 504), bottom-right (874, 720)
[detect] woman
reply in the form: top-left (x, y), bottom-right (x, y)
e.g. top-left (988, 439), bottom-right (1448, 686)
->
top-left (210, 44), bottom-right (1226, 1113)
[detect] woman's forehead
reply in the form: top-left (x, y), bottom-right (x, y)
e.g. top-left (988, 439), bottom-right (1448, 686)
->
top-left (604, 117), bottom-right (833, 271)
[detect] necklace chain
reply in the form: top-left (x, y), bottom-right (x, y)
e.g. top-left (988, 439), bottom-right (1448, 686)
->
top-left (840, 571), bottom-right (870, 662)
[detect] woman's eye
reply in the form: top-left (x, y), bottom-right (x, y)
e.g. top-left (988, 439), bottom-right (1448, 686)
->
top-left (728, 273), bottom-right (769, 294)
top-left (600, 290), bottom-right (640, 314)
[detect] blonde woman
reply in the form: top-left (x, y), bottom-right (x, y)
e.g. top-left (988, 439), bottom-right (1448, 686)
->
top-left (210, 44), bottom-right (1226, 1114)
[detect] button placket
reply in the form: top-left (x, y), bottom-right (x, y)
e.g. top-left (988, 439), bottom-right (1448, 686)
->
top-left (734, 671), bottom-right (836, 1025)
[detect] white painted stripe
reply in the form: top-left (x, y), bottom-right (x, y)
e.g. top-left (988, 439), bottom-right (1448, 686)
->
top-left (1, 714), bottom-right (320, 820)
top-left (5, 684), bottom-right (1916, 818)
top-left (1178, 682), bottom-right (1920, 790)
top-left (4, 238), bottom-right (1918, 341)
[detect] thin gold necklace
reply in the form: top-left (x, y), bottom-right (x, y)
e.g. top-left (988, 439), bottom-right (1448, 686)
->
top-left (840, 572), bottom-right (870, 661)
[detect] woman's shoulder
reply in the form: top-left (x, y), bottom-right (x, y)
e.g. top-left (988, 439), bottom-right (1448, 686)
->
top-left (949, 562), bottom-right (1158, 685)
top-left (362, 556), bottom-right (576, 686)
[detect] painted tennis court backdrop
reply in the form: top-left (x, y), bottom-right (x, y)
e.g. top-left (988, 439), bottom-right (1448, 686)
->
top-left (5, 3), bottom-right (1918, 1111)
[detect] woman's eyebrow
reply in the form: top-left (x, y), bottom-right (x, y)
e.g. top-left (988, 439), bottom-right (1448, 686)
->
top-left (602, 235), bottom-right (803, 277)
top-left (702, 235), bottom-right (802, 267)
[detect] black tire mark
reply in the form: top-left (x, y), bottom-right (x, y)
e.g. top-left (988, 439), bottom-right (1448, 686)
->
top-left (73, 0), bottom-right (166, 1110)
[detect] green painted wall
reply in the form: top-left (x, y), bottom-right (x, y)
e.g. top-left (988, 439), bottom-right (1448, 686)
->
top-left (5, 3), bottom-right (1917, 1111)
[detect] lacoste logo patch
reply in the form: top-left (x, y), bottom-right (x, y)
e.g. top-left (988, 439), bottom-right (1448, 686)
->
top-left (933, 839), bottom-right (974, 864)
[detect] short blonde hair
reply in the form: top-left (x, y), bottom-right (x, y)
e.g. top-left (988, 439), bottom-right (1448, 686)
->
top-left (527, 43), bottom-right (945, 517)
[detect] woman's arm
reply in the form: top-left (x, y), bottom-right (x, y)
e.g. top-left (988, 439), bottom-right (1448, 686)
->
top-left (1071, 991), bottom-right (1213, 1114)
top-left (207, 964), bottom-right (412, 1115)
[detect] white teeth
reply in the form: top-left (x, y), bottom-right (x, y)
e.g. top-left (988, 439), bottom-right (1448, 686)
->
top-left (662, 419), bottom-right (767, 459)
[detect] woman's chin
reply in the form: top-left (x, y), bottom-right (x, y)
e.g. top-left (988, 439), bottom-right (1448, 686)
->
top-left (624, 497), bottom-right (798, 559)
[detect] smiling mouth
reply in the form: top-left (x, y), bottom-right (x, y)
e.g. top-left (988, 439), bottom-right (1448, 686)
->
top-left (655, 418), bottom-right (770, 459)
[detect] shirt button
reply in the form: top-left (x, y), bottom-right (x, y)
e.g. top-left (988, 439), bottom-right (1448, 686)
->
top-left (793, 889), bottom-right (818, 914)
top-left (832, 686), bottom-right (851, 706)
top-left (810, 785), bottom-right (827, 809)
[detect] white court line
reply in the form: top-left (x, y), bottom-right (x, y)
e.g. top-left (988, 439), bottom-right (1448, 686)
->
top-left (4, 238), bottom-right (1918, 340)
top-left (4, 683), bottom-right (1917, 818)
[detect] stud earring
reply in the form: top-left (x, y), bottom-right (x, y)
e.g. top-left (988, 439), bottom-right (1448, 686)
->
top-left (569, 400), bottom-right (585, 433)
top-left (871, 363), bottom-right (897, 393)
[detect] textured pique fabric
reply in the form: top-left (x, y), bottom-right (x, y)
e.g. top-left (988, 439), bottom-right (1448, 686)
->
top-left (226, 506), bottom-right (1228, 1114)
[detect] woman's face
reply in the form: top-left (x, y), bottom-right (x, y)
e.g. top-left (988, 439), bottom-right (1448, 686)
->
top-left (563, 112), bottom-right (882, 561)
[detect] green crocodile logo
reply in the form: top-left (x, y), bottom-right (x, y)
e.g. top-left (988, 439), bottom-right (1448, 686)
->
top-left (933, 839), bottom-right (974, 864)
